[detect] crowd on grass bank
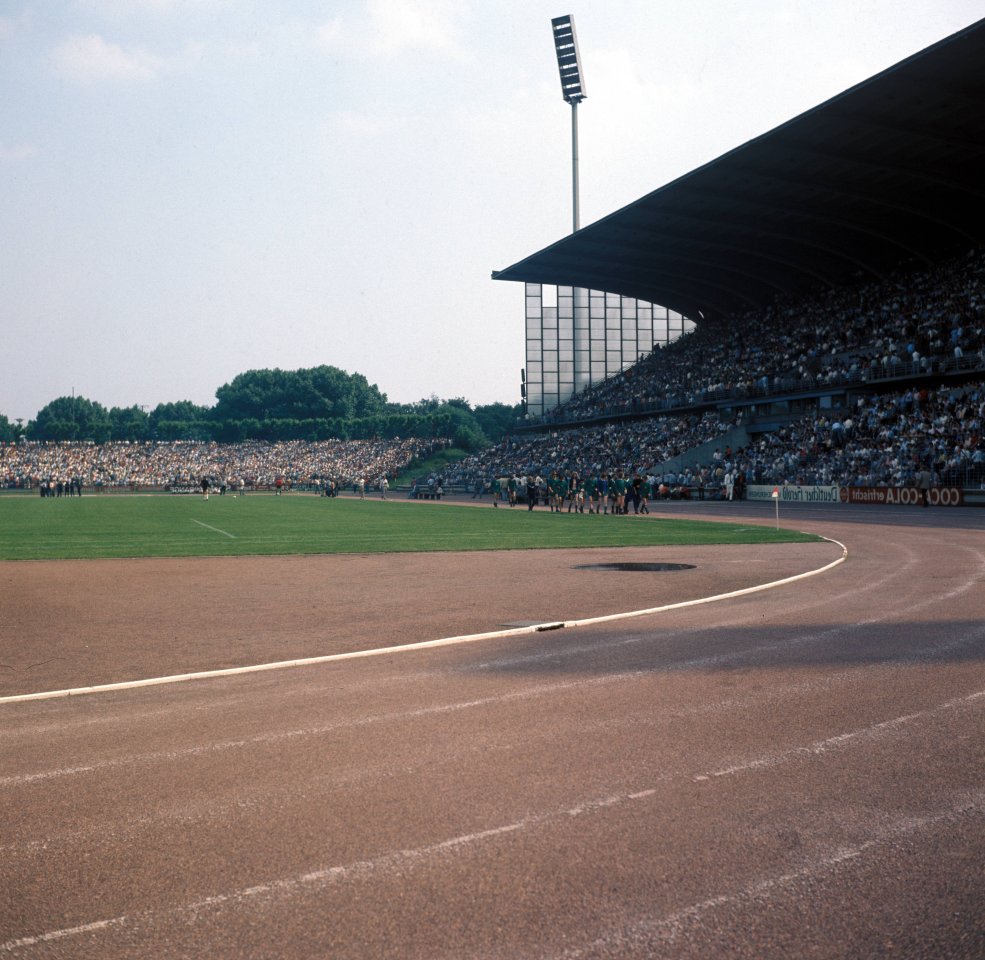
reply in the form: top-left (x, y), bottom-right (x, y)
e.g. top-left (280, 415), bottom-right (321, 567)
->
top-left (541, 249), bottom-right (985, 425)
top-left (0, 437), bottom-right (447, 491)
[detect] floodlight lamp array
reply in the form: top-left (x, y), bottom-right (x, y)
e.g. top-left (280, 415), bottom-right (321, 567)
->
top-left (551, 15), bottom-right (586, 103)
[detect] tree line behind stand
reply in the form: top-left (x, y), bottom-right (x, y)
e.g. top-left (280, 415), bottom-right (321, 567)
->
top-left (0, 365), bottom-right (521, 451)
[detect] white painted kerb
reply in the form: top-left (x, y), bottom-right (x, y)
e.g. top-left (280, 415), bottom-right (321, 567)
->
top-left (0, 538), bottom-right (847, 705)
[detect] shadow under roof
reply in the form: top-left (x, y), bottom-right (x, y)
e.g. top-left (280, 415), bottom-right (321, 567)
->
top-left (492, 17), bottom-right (985, 322)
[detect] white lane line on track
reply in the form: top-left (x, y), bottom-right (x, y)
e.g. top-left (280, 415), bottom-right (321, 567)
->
top-left (5, 584), bottom-right (984, 789)
top-left (190, 519), bottom-right (236, 538)
top-left (0, 538), bottom-right (848, 705)
top-left (7, 628), bottom-right (985, 840)
top-left (0, 675), bottom-right (648, 786)
top-left (477, 542), bottom-right (975, 674)
top-left (693, 687), bottom-right (985, 781)
top-left (554, 789), bottom-right (985, 960)
top-left (0, 533), bottom-right (923, 745)
top-left (3, 730), bottom-right (983, 955)
top-left (4, 626), bottom-right (983, 858)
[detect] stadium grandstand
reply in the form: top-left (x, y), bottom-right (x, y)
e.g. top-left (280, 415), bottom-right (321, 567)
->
top-left (4, 20), bottom-right (984, 509)
top-left (482, 16), bottom-right (985, 507)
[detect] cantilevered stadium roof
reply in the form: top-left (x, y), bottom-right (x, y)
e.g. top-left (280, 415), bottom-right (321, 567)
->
top-left (492, 17), bottom-right (985, 322)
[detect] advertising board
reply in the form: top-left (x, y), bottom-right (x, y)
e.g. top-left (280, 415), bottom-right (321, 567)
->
top-left (746, 484), bottom-right (966, 506)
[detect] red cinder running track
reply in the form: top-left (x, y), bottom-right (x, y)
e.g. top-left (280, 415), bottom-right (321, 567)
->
top-left (2, 501), bottom-right (983, 959)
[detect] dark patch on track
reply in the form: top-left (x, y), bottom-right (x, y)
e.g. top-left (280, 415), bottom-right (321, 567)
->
top-left (574, 561), bottom-right (696, 572)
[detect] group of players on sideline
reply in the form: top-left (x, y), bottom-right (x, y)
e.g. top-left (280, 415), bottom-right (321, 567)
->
top-left (481, 469), bottom-right (714, 512)
top-left (3, 248), bottom-right (983, 497)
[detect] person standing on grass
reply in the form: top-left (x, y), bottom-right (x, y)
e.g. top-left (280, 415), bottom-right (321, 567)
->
top-left (572, 474), bottom-right (586, 513)
top-left (585, 472), bottom-right (600, 514)
top-left (526, 475), bottom-right (538, 510)
top-left (565, 472), bottom-right (578, 513)
top-left (380, 476), bottom-right (389, 500)
top-left (507, 474), bottom-right (518, 507)
top-left (557, 472), bottom-right (570, 513)
top-left (201, 476), bottom-right (210, 500)
top-left (547, 470), bottom-right (561, 512)
top-left (612, 470), bottom-right (628, 515)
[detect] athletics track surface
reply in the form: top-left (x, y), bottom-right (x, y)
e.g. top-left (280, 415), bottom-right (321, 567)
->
top-left (2, 499), bottom-right (984, 958)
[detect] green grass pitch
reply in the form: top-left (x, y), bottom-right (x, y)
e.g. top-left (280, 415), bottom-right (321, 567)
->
top-left (0, 494), bottom-right (822, 561)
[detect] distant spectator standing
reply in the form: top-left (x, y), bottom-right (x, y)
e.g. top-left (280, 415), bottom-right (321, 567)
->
top-left (917, 465), bottom-right (933, 507)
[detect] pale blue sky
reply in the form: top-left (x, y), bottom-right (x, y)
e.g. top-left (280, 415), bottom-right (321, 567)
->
top-left (2, 0), bottom-right (982, 423)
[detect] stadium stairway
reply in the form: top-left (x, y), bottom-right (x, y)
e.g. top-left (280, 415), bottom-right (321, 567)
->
top-left (652, 423), bottom-right (750, 477)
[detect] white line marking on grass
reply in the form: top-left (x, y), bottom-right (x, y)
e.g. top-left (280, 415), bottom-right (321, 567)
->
top-left (191, 519), bottom-right (236, 539)
top-left (0, 538), bottom-right (847, 705)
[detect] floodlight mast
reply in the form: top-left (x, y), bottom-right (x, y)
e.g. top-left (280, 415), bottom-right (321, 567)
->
top-left (551, 14), bottom-right (586, 233)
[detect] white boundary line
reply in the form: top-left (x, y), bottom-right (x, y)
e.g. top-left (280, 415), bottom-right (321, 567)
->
top-left (191, 519), bottom-right (236, 539)
top-left (0, 538), bottom-right (847, 706)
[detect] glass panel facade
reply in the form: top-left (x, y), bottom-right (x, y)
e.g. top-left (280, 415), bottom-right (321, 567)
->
top-left (522, 284), bottom-right (695, 418)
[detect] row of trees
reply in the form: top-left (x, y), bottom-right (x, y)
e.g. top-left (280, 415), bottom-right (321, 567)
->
top-left (0, 366), bottom-right (520, 451)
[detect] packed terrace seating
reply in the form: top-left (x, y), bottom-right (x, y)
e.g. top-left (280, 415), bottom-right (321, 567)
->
top-left (741, 382), bottom-right (985, 489)
top-left (0, 438), bottom-right (446, 491)
top-left (450, 381), bottom-right (984, 495)
top-left (447, 412), bottom-right (738, 488)
top-left (457, 248), bottom-right (985, 494)
top-left (535, 249), bottom-right (985, 425)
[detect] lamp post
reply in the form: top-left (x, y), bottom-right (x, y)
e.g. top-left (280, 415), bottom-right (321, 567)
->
top-left (551, 15), bottom-right (586, 233)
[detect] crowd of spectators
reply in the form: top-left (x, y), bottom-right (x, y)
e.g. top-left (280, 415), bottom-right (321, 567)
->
top-left (8, 379), bottom-right (978, 500)
top-left (5, 250), bottom-right (984, 500)
top-left (541, 248), bottom-right (985, 424)
top-left (0, 437), bottom-right (447, 492)
top-left (447, 379), bottom-right (985, 499)
top-left (737, 381), bottom-right (985, 489)
top-left (446, 412), bottom-right (737, 490)
top-left (454, 247), bottom-right (985, 498)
